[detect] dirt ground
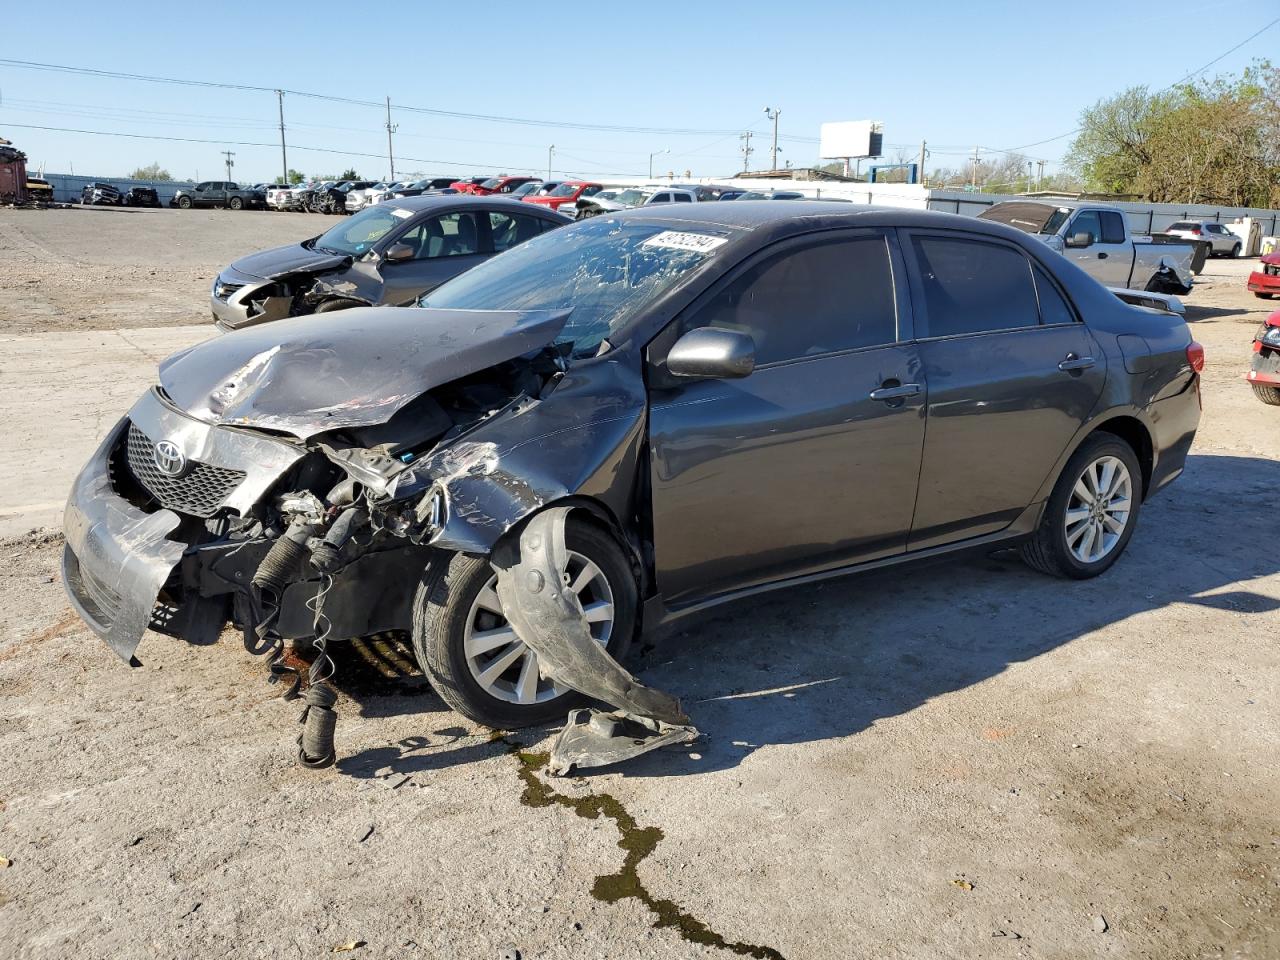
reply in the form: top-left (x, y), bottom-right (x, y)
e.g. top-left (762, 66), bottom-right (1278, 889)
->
top-left (0, 208), bottom-right (1277, 960)
top-left (0, 206), bottom-right (321, 334)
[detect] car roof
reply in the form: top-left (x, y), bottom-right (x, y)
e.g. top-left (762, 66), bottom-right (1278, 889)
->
top-left (613, 200), bottom-right (1027, 237)
top-left (383, 194), bottom-right (571, 217)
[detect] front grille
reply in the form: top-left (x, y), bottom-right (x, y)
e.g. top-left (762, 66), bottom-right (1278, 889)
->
top-left (124, 423), bottom-right (245, 518)
top-left (214, 279), bottom-right (244, 302)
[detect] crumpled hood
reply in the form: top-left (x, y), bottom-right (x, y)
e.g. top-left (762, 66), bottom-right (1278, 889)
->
top-left (158, 307), bottom-right (570, 440)
top-left (229, 241), bottom-right (350, 280)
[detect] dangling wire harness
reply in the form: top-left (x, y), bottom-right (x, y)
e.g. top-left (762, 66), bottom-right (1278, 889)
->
top-left (297, 572), bottom-right (338, 768)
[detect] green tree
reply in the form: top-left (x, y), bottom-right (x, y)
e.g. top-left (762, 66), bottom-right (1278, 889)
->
top-left (287, 168), bottom-right (306, 185)
top-left (339, 168), bottom-right (360, 180)
top-left (1068, 67), bottom-right (1278, 205)
top-left (129, 162), bottom-right (173, 181)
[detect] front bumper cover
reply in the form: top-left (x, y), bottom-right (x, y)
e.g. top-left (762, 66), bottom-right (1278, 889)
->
top-left (1248, 271), bottom-right (1280, 295)
top-left (62, 419), bottom-right (185, 665)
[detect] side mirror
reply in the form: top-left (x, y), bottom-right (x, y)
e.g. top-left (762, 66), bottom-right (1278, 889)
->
top-left (666, 327), bottom-right (755, 380)
top-left (384, 243), bottom-right (414, 263)
top-left (1065, 231), bottom-right (1094, 248)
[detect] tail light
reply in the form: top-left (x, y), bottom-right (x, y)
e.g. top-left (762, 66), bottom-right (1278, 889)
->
top-left (1190, 227), bottom-right (1201, 235)
top-left (1187, 341), bottom-right (1205, 373)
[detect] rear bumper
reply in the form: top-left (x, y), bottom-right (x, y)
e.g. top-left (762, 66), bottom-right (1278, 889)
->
top-left (62, 419), bottom-right (186, 664)
top-left (1247, 271), bottom-right (1280, 295)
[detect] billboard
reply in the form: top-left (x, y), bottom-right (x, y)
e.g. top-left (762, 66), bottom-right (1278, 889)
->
top-left (819, 121), bottom-right (884, 159)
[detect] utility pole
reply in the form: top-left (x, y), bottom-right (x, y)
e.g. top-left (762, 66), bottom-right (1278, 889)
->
top-left (547, 144), bottom-right (555, 180)
top-left (918, 139), bottom-right (927, 185)
top-left (970, 145), bottom-right (981, 191)
top-left (648, 147), bottom-right (669, 179)
top-left (1026, 161), bottom-right (1034, 193)
top-left (276, 90), bottom-right (288, 185)
top-left (764, 107), bottom-right (780, 171)
top-left (221, 150), bottom-right (235, 182)
top-left (1036, 159), bottom-right (1045, 192)
top-left (385, 96), bottom-right (397, 182)
top-left (739, 131), bottom-right (754, 173)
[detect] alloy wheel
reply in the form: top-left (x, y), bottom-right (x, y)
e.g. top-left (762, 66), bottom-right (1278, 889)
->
top-left (1065, 455), bottom-right (1132, 564)
top-left (463, 549), bottom-right (614, 705)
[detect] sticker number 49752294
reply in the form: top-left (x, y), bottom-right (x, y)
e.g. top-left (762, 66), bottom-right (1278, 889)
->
top-left (640, 231), bottom-right (728, 254)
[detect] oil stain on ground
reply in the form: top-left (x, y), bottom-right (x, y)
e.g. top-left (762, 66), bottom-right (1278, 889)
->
top-left (514, 750), bottom-right (785, 960)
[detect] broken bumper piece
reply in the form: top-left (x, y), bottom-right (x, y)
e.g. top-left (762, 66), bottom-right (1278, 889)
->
top-left (493, 506), bottom-right (700, 774)
top-left (61, 419), bottom-right (185, 665)
top-left (548, 708), bottom-right (699, 777)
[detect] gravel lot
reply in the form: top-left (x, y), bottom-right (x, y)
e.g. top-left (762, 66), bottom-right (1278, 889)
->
top-left (0, 208), bottom-right (1277, 960)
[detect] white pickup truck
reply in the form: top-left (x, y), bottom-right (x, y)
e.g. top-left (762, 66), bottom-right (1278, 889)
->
top-left (979, 201), bottom-right (1199, 296)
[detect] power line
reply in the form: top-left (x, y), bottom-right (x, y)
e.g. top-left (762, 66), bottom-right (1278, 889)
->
top-left (0, 121), bottom-right (654, 177)
top-left (0, 57), bottom-right (750, 138)
top-left (995, 15), bottom-right (1279, 156)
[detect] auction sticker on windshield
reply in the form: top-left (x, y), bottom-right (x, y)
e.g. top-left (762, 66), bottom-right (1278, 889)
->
top-left (640, 231), bottom-right (728, 254)
top-left (391, 208), bottom-right (413, 219)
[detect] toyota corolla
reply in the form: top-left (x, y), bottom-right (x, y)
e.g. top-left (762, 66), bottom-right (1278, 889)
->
top-left (63, 203), bottom-right (1202, 737)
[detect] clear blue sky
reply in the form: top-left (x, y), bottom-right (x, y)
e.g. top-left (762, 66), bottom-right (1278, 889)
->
top-left (1, 0), bottom-right (1275, 184)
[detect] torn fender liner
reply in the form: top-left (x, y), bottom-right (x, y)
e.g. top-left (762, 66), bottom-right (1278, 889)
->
top-left (158, 307), bottom-right (571, 440)
top-left (493, 506), bottom-right (697, 773)
top-left (549, 709), bottom-right (699, 777)
top-left (61, 420), bottom-right (185, 665)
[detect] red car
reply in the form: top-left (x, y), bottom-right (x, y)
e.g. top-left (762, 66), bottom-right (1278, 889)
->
top-left (462, 175), bottom-right (542, 197)
top-left (1246, 309), bottom-right (1280, 405)
top-left (449, 176), bottom-right (491, 195)
top-left (523, 180), bottom-right (603, 213)
top-left (1248, 252), bottom-right (1280, 300)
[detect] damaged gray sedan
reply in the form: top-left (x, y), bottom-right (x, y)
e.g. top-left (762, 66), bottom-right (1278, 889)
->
top-left (210, 195), bottom-right (569, 332)
top-left (64, 203), bottom-right (1202, 755)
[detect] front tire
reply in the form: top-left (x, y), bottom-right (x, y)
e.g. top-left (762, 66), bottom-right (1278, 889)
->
top-left (1019, 433), bottom-right (1142, 579)
top-left (411, 517), bottom-right (636, 729)
top-left (1230, 243), bottom-right (1241, 259)
top-left (1252, 383), bottom-right (1280, 406)
top-left (177, 196), bottom-right (192, 209)
top-left (229, 196), bottom-right (243, 210)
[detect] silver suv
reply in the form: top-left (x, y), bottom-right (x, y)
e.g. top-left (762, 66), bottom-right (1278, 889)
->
top-left (1166, 221), bottom-right (1241, 258)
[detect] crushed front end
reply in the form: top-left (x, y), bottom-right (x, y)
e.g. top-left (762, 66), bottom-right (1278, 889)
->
top-left (61, 385), bottom-right (435, 666)
top-left (61, 307), bottom-right (578, 668)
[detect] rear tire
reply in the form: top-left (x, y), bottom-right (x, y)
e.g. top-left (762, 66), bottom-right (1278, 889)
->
top-left (1252, 383), bottom-right (1280, 406)
top-left (229, 196), bottom-right (243, 210)
top-left (411, 517), bottom-right (636, 729)
top-left (1019, 433), bottom-right (1142, 580)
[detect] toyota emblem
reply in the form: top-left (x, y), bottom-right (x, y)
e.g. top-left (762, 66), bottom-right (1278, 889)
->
top-left (152, 440), bottom-right (188, 478)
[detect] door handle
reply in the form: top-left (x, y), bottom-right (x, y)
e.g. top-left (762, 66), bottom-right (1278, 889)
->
top-left (1097, 252), bottom-right (1108, 259)
top-left (869, 383), bottom-right (922, 401)
top-left (1058, 354), bottom-right (1096, 372)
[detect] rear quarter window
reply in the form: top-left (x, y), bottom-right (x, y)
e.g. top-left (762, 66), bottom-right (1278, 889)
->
top-left (911, 236), bottom-right (1040, 337)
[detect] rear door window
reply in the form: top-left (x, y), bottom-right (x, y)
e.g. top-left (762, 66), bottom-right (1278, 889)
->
top-left (489, 211), bottom-right (547, 252)
top-left (1099, 211), bottom-right (1126, 244)
top-left (1033, 264), bottom-right (1076, 326)
top-left (689, 235), bottom-right (898, 365)
top-left (910, 235), bottom-right (1039, 337)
